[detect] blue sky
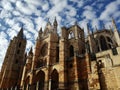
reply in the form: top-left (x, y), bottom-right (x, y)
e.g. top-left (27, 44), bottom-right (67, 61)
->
top-left (0, 0), bottom-right (120, 69)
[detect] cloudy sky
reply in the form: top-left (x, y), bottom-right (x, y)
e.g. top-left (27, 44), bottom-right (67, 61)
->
top-left (0, 0), bottom-right (120, 69)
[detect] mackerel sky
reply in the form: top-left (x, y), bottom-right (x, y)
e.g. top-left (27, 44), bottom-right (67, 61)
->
top-left (0, 0), bottom-right (120, 69)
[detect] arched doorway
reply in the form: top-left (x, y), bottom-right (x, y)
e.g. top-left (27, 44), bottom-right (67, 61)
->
top-left (32, 70), bottom-right (45, 90)
top-left (37, 70), bottom-right (45, 90)
top-left (69, 45), bottom-right (74, 57)
top-left (51, 69), bottom-right (59, 90)
top-left (100, 36), bottom-right (108, 51)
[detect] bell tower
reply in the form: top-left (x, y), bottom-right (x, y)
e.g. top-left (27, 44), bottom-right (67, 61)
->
top-left (0, 27), bottom-right (26, 89)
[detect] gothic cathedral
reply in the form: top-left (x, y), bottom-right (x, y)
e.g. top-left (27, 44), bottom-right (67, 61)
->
top-left (0, 18), bottom-right (120, 90)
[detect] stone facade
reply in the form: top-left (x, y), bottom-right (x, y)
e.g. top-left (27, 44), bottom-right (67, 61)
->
top-left (0, 18), bottom-right (120, 90)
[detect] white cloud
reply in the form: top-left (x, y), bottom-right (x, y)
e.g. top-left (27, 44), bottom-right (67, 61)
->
top-left (99, 0), bottom-right (120, 21)
top-left (34, 17), bottom-right (46, 31)
top-left (47, 0), bottom-right (67, 18)
top-left (26, 40), bottom-right (34, 52)
top-left (42, 3), bottom-right (49, 11)
top-left (12, 10), bottom-right (21, 16)
top-left (7, 28), bottom-right (17, 39)
top-left (79, 19), bottom-right (89, 35)
top-left (1, 1), bottom-right (13, 11)
top-left (0, 10), bottom-right (12, 19)
top-left (82, 5), bottom-right (97, 20)
top-left (16, 1), bottom-right (33, 15)
top-left (83, 10), bottom-right (96, 19)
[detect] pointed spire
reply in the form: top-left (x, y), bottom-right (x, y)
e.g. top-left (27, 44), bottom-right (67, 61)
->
top-left (95, 25), bottom-right (98, 32)
top-left (38, 27), bottom-right (43, 39)
top-left (47, 18), bottom-right (51, 26)
top-left (102, 22), bottom-right (105, 29)
top-left (112, 17), bottom-right (117, 31)
top-left (29, 47), bottom-right (33, 55)
top-left (53, 17), bottom-right (58, 26)
top-left (39, 27), bottom-right (43, 33)
top-left (87, 23), bottom-right (90, 35)
top-left (17, 27), bottom-right (23, 38)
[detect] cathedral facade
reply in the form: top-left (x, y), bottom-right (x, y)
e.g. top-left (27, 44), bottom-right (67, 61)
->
top-left (0, 18), bottom-right (120, 90)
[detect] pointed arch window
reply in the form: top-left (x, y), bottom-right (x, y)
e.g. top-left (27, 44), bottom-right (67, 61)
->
top-left (100, 36), bottom-right (108, 51)
top-left (69, 45), bottom-right (74, 57)
top-left (56, 46), bottom-right (59, 62)
top-left (68, 31), bottom-right (74, 39)
top-left (41, 43), bottom-right (48, 57)
top-left (51, 69), bottom-right (59, 90)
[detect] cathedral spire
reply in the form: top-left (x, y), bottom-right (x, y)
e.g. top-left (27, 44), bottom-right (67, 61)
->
top-left (38, 27), bottom-right (43, 39)
top-left (112, 17), bottom-right (117, 31)
top-left (39, 27), bottom-right (42, 33)
top-left (53, 17), bottom-right (58, 27)
top-left (17, 27), bottom-right (24, 38)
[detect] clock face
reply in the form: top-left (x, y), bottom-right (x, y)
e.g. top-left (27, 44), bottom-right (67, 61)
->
top-left (41, 43), bottom-right (48, 57)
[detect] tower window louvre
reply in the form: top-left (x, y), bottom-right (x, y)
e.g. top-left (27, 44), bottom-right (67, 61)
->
top-left (69, 45), bottom-right (74, 57)
top-left (19, 42), bottom-right (21, 47)
top-left (112, 47), bottom-right (118, 55)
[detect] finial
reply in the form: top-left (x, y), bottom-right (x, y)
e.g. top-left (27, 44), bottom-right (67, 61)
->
top-left (112, 17), bottom-right (117, 31)
top-left (95, 25), bottom-right (98, 32)
top-left (87, 23), bottom-right (90, 35)
top-left (112, 17), bottom-right (115, 24)
top-left (47, 18), bottom-right (51, 26)
top-left (40, 27), bottom-right (42, 32)
top-left (55, 16), bottom-right (56, 20)
top-left (102, 22), bottom-right (105, 29)
top-left (54, 17), bottom-right (58, 26)
top-left (75, 21), bottom-right (77, 25)
top-left (29, 47), bottom-right (33, 55)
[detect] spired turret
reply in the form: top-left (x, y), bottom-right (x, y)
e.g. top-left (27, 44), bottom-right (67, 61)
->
top-left (28, 47), bottom-right (33, 55)
top-left (53, 17), bottom-right (58, 33)
top-left (46, 18), bottom-right (52, 28)
top-left (38, 27), bottom-right (43, 39)
top-left (53, 17), bottom-right (58, 27)
top-left (112, 18), bottom-right (120, 46)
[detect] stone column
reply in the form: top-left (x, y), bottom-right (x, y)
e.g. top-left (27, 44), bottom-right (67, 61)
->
top-left (26, 84), bottom-right (29, 90)
top-left (36, 81), bottom-right (39, 90)
top-left (44, 80), bottom-right (48, 90)
top-left (48, 79), bottom-right (52, 90)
